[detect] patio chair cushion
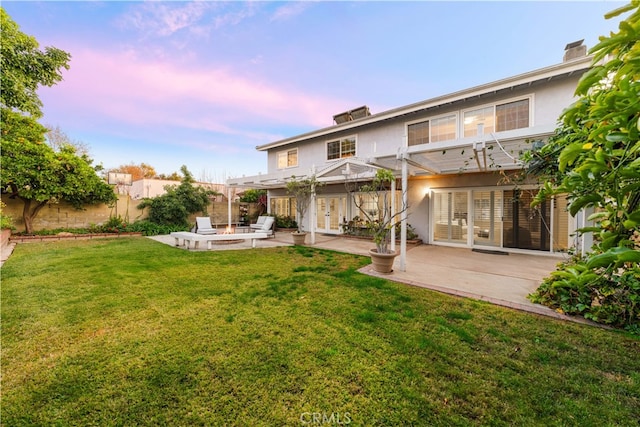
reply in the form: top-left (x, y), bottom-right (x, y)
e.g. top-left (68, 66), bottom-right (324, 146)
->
top-left (195, 217), bottom-right (217, 235)
top-left (249, 216), bottom-right (267, 230)
top-left (251, 216), bottom-right (275, 235)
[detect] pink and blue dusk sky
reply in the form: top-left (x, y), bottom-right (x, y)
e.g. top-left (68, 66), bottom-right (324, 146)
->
top-left (4, 1), bottom-right (626, 180)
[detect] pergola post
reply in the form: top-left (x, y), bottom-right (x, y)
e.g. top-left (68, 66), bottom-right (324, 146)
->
top-left (228, 187), bottom-right (233, 230)
top-left (310, 182), bottom-right (316, 245)
top-left (400, 152), bottom-right (408, 272)
top-left (390, 179), bottom-right (396, 252)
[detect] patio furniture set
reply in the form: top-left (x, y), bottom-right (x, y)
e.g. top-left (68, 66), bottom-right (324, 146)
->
top-left (170, 216), bottom-right (275, 250)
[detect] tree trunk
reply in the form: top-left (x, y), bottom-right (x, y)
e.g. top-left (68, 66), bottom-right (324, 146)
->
top-left (21, 198), bottom-right (47, 234)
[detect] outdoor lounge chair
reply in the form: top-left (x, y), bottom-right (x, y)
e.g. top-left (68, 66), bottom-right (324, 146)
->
top-left (249, 216), bottom-right (268, 231)
top-left (250, 216), bottom-right (275, 236)
top-left (195, 217), bottom-right (217, 235)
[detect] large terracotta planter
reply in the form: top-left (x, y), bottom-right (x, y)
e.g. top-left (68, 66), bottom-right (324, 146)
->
top-left (369, 249), bottom-right (398, 273)
top-left (291, 232), bottom-right (307, 245)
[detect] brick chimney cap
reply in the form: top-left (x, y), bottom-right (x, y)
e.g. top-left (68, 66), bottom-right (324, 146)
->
top-left (565, 39), bottom-right (584, 50)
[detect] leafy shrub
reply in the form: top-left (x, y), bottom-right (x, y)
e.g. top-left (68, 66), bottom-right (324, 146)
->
top-left (137, 166), bottom-right (213, 227)
top-left (239, 189), bottom-right (266, 203)
top-left (343, 217), bottom-right (419, 240)
top-left (274, 215), bottom-right (297, 229)
top-left (522, 4), bottom-right (640, 333)
top-left (139, 193), bottom-right (189, 226)
top-left (127, 220), bottom-right (187, 236)
top-left (341, 216), bottom-right (369, 237)
top-left (394, 222), bottom-right (419, 240)
top-left (0, 201), bottom-right (14, 230)
top-left (12, 216), bottom-right (188, 237)
top-left (529, 254), bottom-right (640, 333)
top-left (101, 216), bottom-right (129, 233)
top-left (14, 228), bottom-right (87, 236)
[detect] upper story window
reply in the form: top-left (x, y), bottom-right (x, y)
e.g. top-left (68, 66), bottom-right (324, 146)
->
top-left (408, 121), bottom-right (429, 146)
top-left (327, 137), bottom-right (356, 160)
top-left (277, 148), bottom-right (298, 169)
top-left (408, 114), bottom-right (457, 146)
top-left (496, 99), bottom-right (530, 131)
top-left (464, 98), bottom-right (530, 137)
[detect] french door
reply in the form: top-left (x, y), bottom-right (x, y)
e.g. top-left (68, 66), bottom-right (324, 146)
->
top-left (316, 196), bottom-right (346, 234)
top-left (433, 191), bottom-right (468, 244)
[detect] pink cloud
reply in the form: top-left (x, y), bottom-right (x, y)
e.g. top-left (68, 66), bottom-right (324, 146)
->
top-left (50, 46), bottom-right (348, 142)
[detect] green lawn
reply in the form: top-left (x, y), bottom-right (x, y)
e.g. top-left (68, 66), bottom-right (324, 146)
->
top-left (2, 238), bottom-right (638, 426)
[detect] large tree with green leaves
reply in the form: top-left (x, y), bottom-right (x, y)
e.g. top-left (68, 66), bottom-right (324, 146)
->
top-left (1, 110), bottom-right (117, 233)
top-left (0, 8), bottom-right (70, 118)
top-left (0, 8), bottom-right (116, 233)
top-left (526, 2), bottom-right (640, 331)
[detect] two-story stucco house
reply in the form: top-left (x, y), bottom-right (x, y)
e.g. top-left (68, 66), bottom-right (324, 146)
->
top-left (228, 41), bottom-right (594, 270)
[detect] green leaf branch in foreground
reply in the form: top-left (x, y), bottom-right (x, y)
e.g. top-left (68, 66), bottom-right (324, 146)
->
top-left (0, 7), bottom-right (71, 118)
top-left (526, 2), bottom-right (640, 332)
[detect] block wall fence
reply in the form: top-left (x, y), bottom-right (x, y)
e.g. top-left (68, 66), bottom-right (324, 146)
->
top-left (1, 195), bottom-right (262, 233)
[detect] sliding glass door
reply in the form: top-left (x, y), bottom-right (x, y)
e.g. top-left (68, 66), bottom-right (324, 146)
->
top-left (503, 190), bottom-right (550, 251)
top-left (432, 188), bottom-right (556, 252)
top-left (472, 191), bottom-right (502, 247)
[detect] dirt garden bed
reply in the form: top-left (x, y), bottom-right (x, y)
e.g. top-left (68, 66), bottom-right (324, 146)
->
top-left (10, 232), bottom-right (143, 243)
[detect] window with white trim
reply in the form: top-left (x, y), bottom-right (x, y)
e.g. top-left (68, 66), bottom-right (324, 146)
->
top-left (277, 148), bottom-right (298, 169)
top-left (464, 98), bottom-right (530, 137)
top-left (270, 197), bottom-right (296, 218)
top-left (408, 114), bottom-right (457, 146)
top-left (327, 137), bottom-right (356, 160)
top-left (431, 115), bottom-right (457, 142)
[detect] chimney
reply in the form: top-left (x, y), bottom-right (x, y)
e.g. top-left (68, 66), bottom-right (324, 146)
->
top-left (563, 39), bottom-right (587, 62)
top-left (333, 106), bottom-right (371, 125)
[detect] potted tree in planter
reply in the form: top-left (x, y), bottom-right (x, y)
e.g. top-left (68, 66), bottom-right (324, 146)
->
top-left (346, 168), bottom-right (407, 273)
top-left (286, 175), bottom-right (322, 245)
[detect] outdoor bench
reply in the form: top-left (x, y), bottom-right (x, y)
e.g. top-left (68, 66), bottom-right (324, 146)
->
top-left (170, 231), bottom-right (269, 249)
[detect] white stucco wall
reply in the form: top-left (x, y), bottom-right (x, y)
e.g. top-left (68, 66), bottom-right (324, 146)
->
top-left (266, 73), bottom-right (581, 179)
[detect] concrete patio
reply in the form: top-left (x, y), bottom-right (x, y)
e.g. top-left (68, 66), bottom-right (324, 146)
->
top-left (150, 231), bottom-right (594, 325)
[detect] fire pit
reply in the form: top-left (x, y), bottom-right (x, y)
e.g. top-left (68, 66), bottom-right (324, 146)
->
top-left (211, 226), bottom-right (243, 244)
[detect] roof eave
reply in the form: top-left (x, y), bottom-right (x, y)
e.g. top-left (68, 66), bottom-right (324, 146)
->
top-left (256, 55), bottom-right (593, 152)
